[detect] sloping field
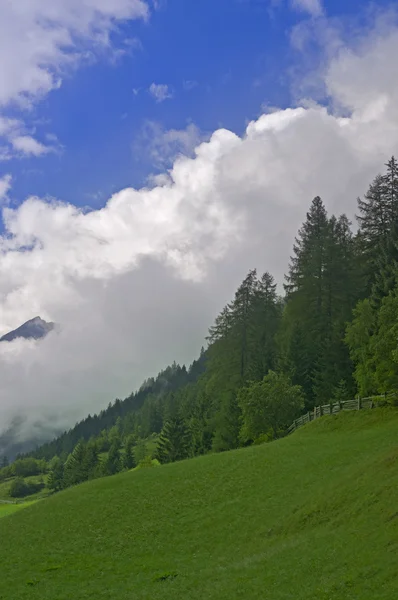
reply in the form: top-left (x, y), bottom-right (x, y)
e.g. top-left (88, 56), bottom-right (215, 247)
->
top-left (0, 500), bottom-right (37, 519)
top-left (1, 409), bottom-right (398, 599)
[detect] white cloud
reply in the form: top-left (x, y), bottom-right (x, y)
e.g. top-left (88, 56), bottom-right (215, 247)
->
top-left (0, 0), bottom-right (149, 156)
top-left (0, 117), bottom-right (55, 158)
top-left (135, 121), bottom-right (207, 168)
top-left (11, 136), bottom-right (53, 157)
top-left (0, 0), bottom-right (148, 108)
top-left (291, 0), bottom-right (323, 17)
top-left (149, 83), bottom-right (174, 103)
top-left (0, 174), bottom-right (12, 202)
top-left (2, 12), bottom-right (398, 448)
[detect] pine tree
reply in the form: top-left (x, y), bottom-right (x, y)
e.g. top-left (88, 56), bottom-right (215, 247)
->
top-left (104, 443), bottom-right (121, 475)
top-left (123, 436), bottom-right (136, 470)
top-left (155, 418), bottom-right (191, 464)
top-left (357, 157), bottom-right (398, 292)
top-left (82, 442), bottom-right (99, 480)
top-left (47, 457), bottom-right (64, 492)
top-left (282, 199), bottom-right (359, 406)
top-left (248, 271), bottom-right (281, 381)
top-left (211, 391), bottom-right (241, 452)
top-left (63, 442), bottom-right (86, 488)
top-left (332, 379), bottom-right (351, 404)
top-left (283, 197), bottom-right (330, 404)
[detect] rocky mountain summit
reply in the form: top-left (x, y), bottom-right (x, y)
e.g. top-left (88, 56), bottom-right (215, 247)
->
top-left (0, 316), bottom-right (55, 343)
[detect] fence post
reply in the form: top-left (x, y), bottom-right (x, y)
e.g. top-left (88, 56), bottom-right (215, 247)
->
top-left (358, 396), bottom-right (362, 410)
top-left (330, 403), bottom-right (333, 415)
top-left (320, 405), bottom-right (323, 417)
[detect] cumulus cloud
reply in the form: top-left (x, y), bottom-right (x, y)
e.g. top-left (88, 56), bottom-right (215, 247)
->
top-left (135, 121), bottom-right (207, 168)
top-left (149, 83), bottom-right (174, 102)
top-left (0, 0), bottom-right (148, 108)
top-left (0, 117), bottom-right (56, 159)
top-left (2, 12), bottom-right (398, 448)
top-left (291, 0), bottom-right (323, 17)
top-left (0, 174), bottom-right (12, 202)
top-left (0, 0), bottom-right (149, 156)
top-left (11, 136), bottom-right (53, 157)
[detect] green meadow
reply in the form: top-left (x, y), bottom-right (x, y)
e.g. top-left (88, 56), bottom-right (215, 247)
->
top-left (1, 409), bottom-right (398, 599)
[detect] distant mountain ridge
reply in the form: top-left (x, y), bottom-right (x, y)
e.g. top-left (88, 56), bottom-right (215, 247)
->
top-left (0, 316), bottom-right (55, 343)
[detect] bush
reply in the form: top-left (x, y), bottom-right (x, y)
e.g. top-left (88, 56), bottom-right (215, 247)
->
top-left (9, 478), bottom-right (45, 499)
top-left (137, 456), bottom-right (160, 469)
top-left (12, 458), bottom-right (46, 478)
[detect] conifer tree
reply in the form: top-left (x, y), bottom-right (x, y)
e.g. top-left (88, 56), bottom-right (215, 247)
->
top-left (82, 442), bottom-right (99, 480)
top-left (155, 417), bottom-right (191, 464)
top-left (63, 442), bottom-right (86, 488)
top-left (104, 442), bottom-right (121, 475)
top-left (357, 157), bottom-right (398, 293)
top-left (47, 457), bottom-right (64, 492)
top-left (123, 436), bottom-right (136, 470)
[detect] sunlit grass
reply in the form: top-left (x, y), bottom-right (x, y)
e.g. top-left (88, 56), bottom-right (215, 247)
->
top-left (1, 408), bottom-right (398, 599)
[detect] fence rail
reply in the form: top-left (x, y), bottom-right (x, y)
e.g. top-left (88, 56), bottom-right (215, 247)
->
top-left (287, 392), bottom-right (397, 434)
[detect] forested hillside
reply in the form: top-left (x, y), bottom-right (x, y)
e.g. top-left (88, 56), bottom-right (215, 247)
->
top-left (2, 157), bottom-right (398, 495)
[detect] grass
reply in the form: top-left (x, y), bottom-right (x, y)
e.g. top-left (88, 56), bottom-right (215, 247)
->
top-left (0, 500), bottom-right (38, 519)
top-left (1, 408), bottom-right (398, 599)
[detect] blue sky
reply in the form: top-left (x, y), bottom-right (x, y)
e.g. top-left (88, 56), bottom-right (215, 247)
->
top-left (1, 0), bottom-right (391, 211)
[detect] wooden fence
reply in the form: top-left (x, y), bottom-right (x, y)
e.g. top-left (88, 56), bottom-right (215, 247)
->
top-left (287, 393), bottom-right (397, 434)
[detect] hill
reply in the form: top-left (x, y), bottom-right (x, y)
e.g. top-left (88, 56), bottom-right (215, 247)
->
top-left (1, 408), bottom-right (398, 599)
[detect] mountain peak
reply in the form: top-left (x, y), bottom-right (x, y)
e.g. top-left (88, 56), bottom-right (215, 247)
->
top-left (0, 316), bottom-right (55, 343)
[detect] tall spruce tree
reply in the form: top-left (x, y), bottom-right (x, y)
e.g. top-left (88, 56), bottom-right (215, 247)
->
top-left (282, 199), bottom-right (358, 406)
top-left (47, 457), bottom-right (64, 492)
top-left (283, 197), bottom-right (330, 404)
top-left (123, 436), bottom-right (136, 470)
top-left (63, 442), bottom-right (86, 488)
top-left (155, 417), bottom-right (191, 464)
top-left (357, 157), bottom-right (398, 295)
top-left (248, 272), bottom-right (282, 381)
top-left (104, 442), bottom-right (121, 475)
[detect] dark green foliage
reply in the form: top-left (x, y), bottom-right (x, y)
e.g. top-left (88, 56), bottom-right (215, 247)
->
top-left (238, 371), bottom-right (304, 443)
top-left (332, 379), bottom-right (351, 404)
top-left (82, 442), bottom-right (99, 480)
top-left (156, 418), bottom-right (191, 464)
top-left (47, 457), bottom-right (64, 492)
top-left (123, 437), bottom-right (136, 470)
top-left (12, 458), bottom-right (46, 478)
top-left (104, 443), bottom-right (122, 476)
top-left (9, 477), bottom-right (44, 498)
top-left (357, 157), bottom-right (398, 295)
top-left (282, 198), bottom-right (360, 406)
top-left (346, 288), bottom-right (398, 396)
top-left (63, 442), bottom-right (87, 488)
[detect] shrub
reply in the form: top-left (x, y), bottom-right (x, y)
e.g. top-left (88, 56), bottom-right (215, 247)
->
top-left (137, 456), bottom-right (160, 469)
top-left (9, 478), bottom-right (45, 499)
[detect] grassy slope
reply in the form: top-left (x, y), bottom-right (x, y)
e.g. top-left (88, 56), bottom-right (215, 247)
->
top-left (1, 409), bottom-right (398, 600)
top-left (0, 501), bottom-right (37, 519)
